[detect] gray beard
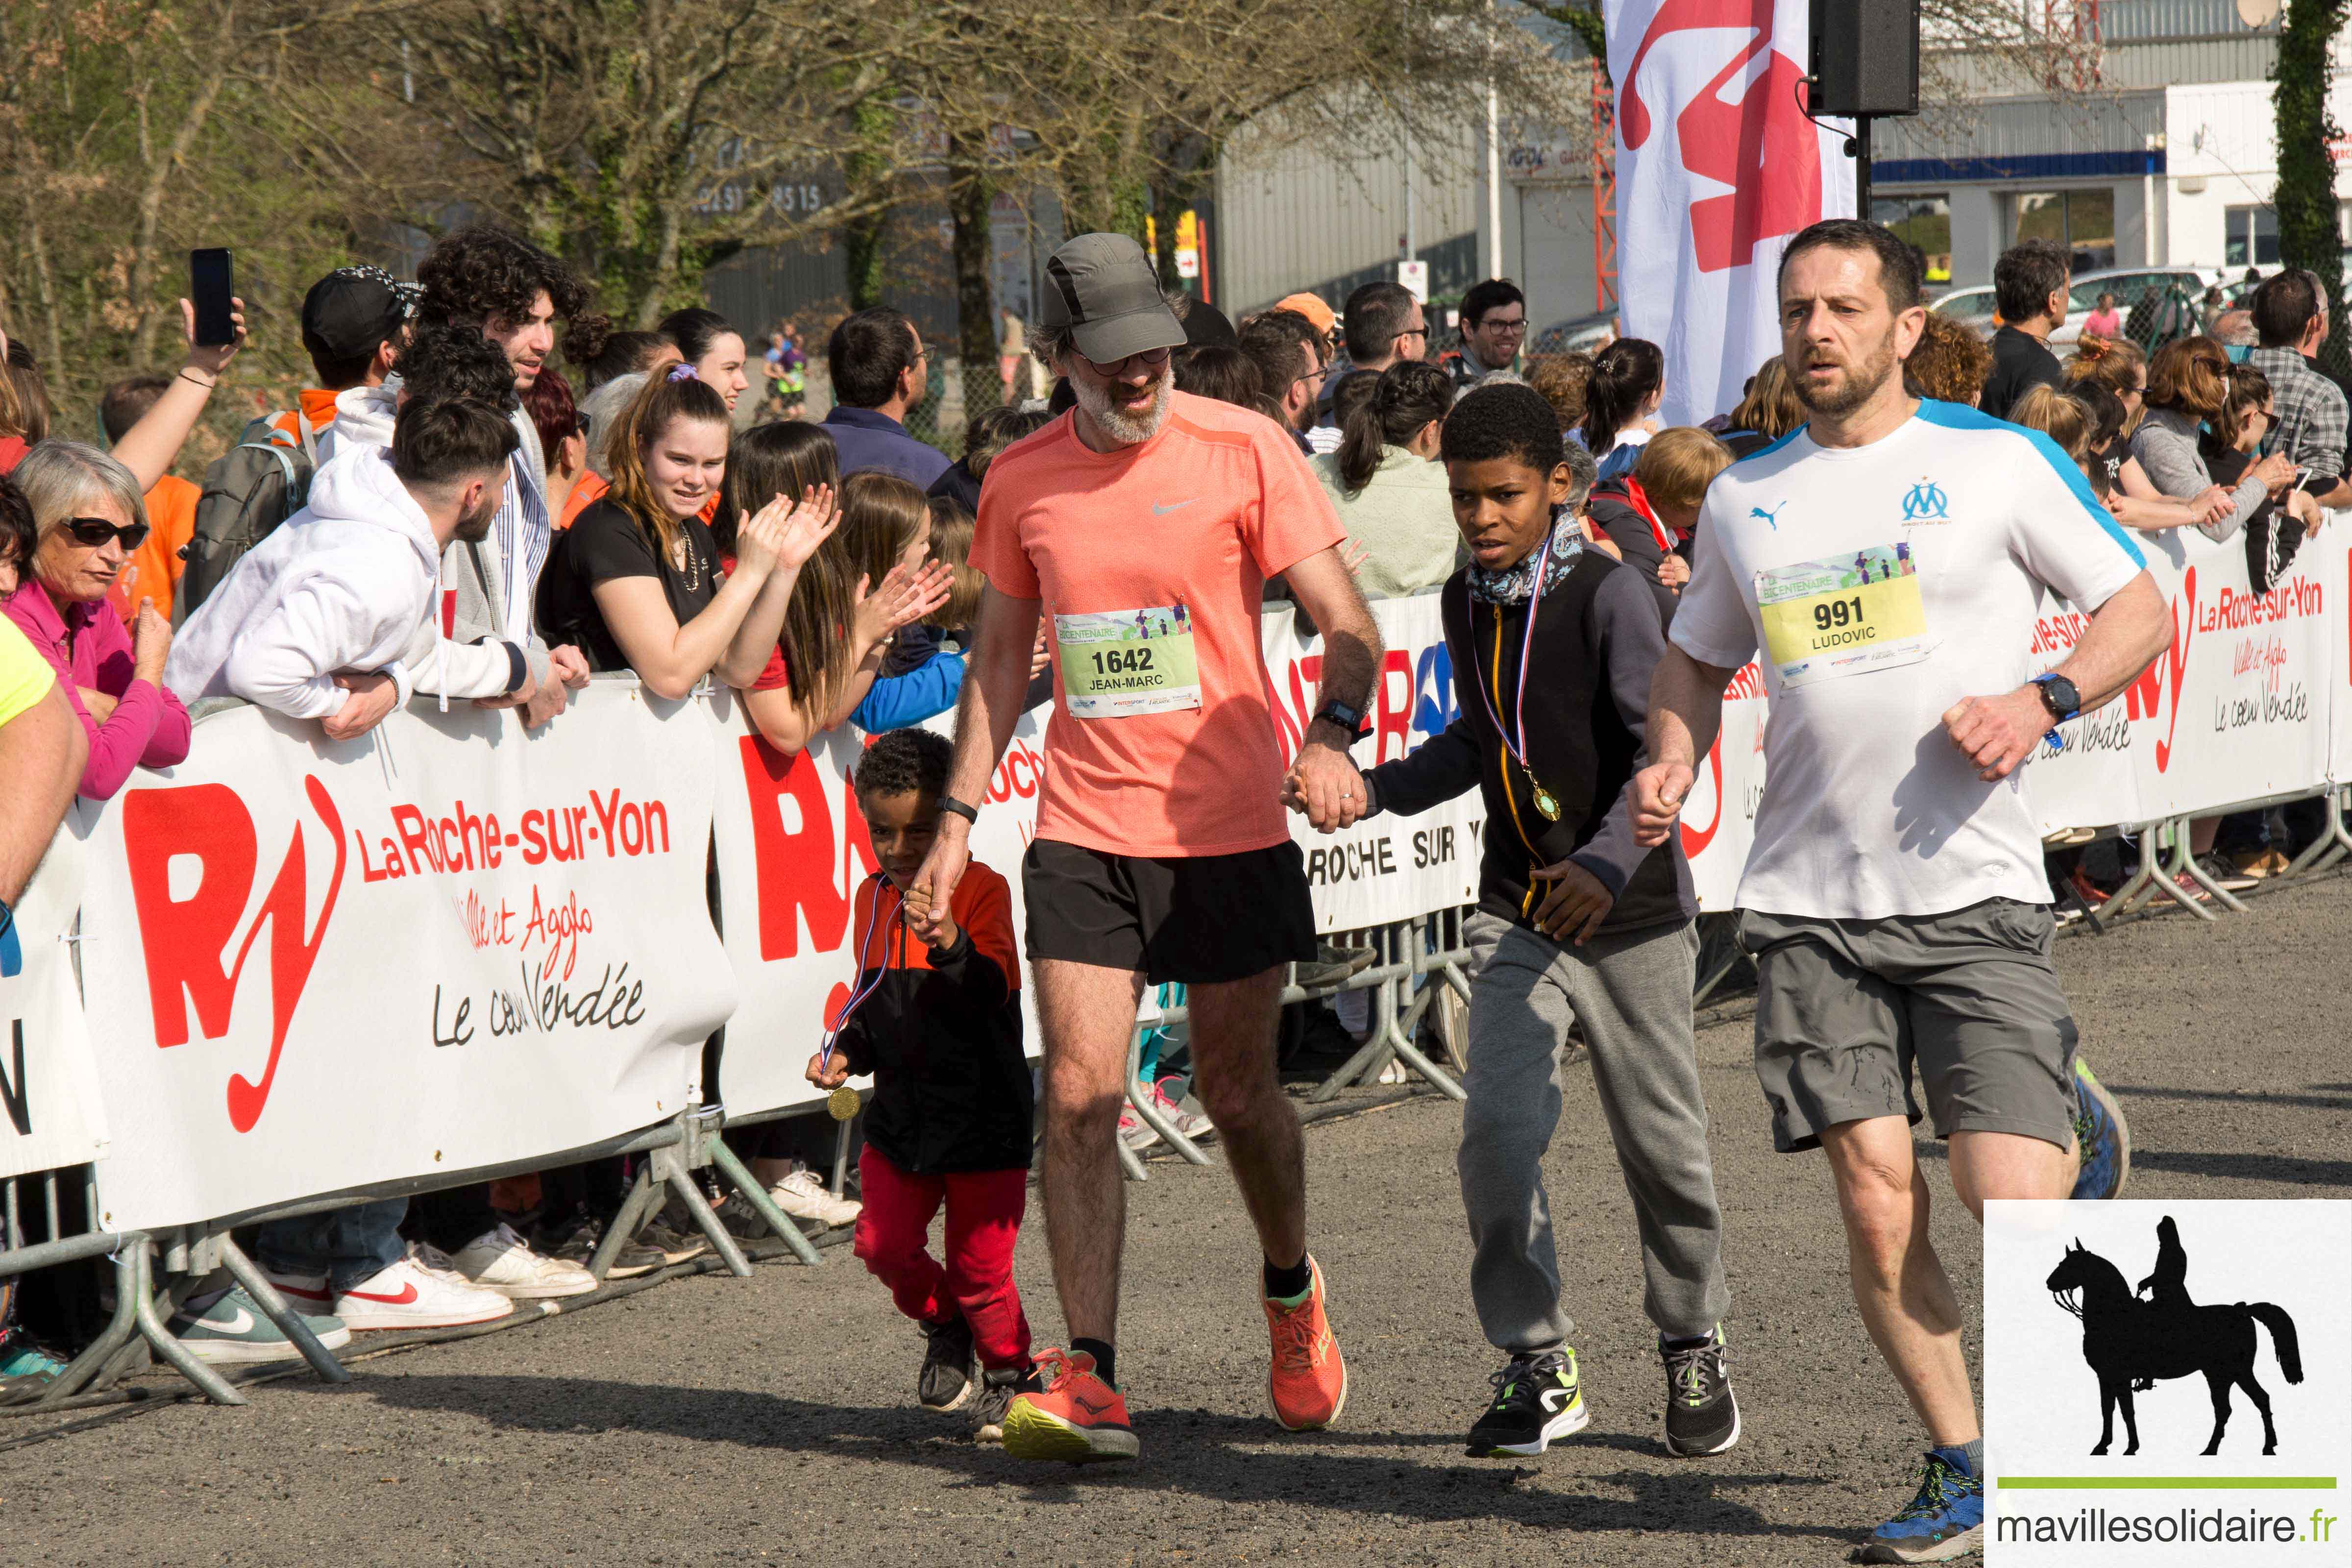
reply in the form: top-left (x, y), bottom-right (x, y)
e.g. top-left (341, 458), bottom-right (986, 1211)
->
top-left (1072, 370), bottom-right (1173, 445)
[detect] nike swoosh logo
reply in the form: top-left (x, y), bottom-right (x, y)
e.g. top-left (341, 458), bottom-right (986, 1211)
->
top-left (213, 1305), bottom-right (256, 1334)
top-left (1152, 500), bottom-right (1199, 515)
top-left (341, 1281), bottom-right (419, 1306)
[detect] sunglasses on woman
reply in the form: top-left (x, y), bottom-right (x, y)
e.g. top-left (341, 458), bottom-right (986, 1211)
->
top-left (66, 516), bottom-right (151, 550)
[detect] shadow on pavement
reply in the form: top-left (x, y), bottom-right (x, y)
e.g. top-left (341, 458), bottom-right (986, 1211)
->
top-left (290, 1373), bottom-right (1855, 1541)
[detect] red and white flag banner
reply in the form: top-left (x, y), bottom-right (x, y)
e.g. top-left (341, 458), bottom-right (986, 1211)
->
top-left (1606, 0), bottom-right (1856, 424)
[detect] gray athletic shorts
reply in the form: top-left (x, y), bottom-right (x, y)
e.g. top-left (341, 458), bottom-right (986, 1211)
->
top-left (1740, 898), bottom-right (2081, 1154)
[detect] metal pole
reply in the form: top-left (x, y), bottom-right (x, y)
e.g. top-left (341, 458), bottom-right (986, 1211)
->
top-left (1854, 116), bottom-right (1873, 227)
top-left (128, 1240), bottom-right (245, 1406)
top-left (1485, 0), bottom-right (1503, 281)
top-left (219, 1235), bottom-right (350, 1382)
top-left (1126, 1022), bottom-right (1212, 1166)
top-left (705, 1137), bottom-right (824, 1267)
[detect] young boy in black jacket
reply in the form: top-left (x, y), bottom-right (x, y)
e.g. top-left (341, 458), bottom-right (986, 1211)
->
top-left (1288, 384), bottom-right (1736, 1462)
top-left (807, 728), bottom-right (1032, 1441)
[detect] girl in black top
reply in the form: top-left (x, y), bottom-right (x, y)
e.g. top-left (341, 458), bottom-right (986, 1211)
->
top-left (536, 369), bottom-right (834, 699)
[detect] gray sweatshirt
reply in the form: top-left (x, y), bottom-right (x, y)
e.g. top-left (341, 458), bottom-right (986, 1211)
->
top-left (2128, 406), bottom-right (2263, 544)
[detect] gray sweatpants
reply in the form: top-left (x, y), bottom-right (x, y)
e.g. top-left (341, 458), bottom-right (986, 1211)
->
top-left (1459, 912), bottom-right (1729, 1354)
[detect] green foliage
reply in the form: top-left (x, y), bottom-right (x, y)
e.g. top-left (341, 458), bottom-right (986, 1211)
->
top-left (2275, 0), bottom-right (2350, 373)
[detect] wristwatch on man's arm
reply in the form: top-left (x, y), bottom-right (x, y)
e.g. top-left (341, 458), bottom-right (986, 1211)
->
top-left (2031, 672), bottom-right (2082, 724)
top-left (1309, 699), bottom-right (1367, 744)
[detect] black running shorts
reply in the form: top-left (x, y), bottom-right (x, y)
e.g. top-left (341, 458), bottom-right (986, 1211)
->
top-left (1022, 839), bottom-right (1319, 985)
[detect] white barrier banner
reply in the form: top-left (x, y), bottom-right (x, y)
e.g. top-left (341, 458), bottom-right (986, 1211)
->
top-left (75, 686), bottom-right (730, 1232)
top-left (1678, 662), bottom-right (1767, 911)
top-left (705, 695), bottom-right (1048, 1123)
top-left (0, 831), bottom-right (108, 1181)
top-left (2128, 528), bottom-right (2337, 820)
top-left (1267, 595), bottom-right (1482, 932)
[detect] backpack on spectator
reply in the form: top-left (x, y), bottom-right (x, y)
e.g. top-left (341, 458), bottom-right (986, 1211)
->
top-left (176, 410), bottom-right (319, 621)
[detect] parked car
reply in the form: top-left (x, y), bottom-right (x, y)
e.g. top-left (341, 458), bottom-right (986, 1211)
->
top-left (1528, 310), bottom-right (1618, 357)
top-left (1931, 284), bottom-right (1998, 337)
top-left (2050, 268), bottom-right (2211, 346)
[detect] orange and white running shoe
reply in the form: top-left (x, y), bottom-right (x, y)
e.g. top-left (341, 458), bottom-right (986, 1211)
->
top-left (1264, 1255), bottom-right (1348, 1430)
top-left (999, 1347), bottom-right (1139, 1464)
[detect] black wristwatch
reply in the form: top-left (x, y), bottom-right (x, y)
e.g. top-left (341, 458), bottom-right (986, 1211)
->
top-left (937, 794), bottom-right (981, 828)
top-left (2032, 672), bottom-right (2082, 723)
top-left (1311, 699), bottom-right (1367, 738)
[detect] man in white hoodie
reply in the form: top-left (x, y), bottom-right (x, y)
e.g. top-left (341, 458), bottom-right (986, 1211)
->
top-left (318, 321), bottom-right (546, 717)
top-left (163, 397), bottom-right (548, 1334)
top-left (169, 397), bottom-right (518, 736)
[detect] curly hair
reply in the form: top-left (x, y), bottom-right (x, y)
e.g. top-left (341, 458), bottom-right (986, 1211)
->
top-left (399, 320), bottom-right (521, 412)
top-left (417, 223), bottom-right (595, 334)
top-left (853, 726), bottom-right (953, 802)
top-left (1904, 312), bottom-right (1994, 405)
top-left (1442, 380), bottom-right (1566, 475)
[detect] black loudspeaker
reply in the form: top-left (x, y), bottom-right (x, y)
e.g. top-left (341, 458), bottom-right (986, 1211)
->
top-left (1808, 0), bottom-right (1920, 117)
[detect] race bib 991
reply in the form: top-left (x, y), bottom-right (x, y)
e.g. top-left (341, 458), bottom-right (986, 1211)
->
top-left (1055, 605), bottom-right (1202, 717)
top-left (1755, 545), bottom-right (1930, 689)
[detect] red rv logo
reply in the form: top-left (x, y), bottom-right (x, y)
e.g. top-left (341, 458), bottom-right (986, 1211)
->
top-left (122, 776), bottom-right (347, 1132)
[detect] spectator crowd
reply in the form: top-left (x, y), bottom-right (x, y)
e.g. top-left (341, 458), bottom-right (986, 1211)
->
top-left (0, 222), bottom-right (2343, 1396)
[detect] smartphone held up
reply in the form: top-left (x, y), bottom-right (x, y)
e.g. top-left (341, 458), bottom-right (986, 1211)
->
top-left (189, 248), bottom-right (236, 347)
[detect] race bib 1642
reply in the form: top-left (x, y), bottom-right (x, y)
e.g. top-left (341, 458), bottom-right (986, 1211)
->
top-left (1055, 605), bottom-right (1202, 717)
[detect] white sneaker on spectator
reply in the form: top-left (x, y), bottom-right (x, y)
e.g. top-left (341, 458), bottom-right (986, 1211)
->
top-left (767, 1167), bottom-right (862, 1228)
top-left (258, 1265), bottom-right (336, 1313)
top-left (332, 1255), bottom-right (513, 1331)
top-left (1118, 1103), bottom-right (1161, 1152)
top-left (450, 1224), bottom-right (597, 1299)
top-left (1149, 1078), bottom-right (1215, 1141)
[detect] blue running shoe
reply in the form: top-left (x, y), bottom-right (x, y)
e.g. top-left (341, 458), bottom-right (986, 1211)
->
top-left (0, 1333), bottom-right (67, 1403)
top-left (1861, 1449), bottom-right (1984, 1563)
top-left (2068, 1058), bottom-right (2131, 1200)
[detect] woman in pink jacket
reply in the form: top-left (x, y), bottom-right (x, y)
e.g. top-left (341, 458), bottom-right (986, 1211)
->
top-left (0, 442), bottom-right (190, 799)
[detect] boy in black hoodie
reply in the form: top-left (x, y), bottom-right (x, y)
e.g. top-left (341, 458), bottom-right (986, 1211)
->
top-left (1288, 384), bottom-right (1736, 1462)
top-left (807, 728), bottom-right (1032, 1441)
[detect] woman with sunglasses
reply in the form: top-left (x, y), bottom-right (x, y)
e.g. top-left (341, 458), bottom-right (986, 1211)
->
top-left (0, 441), bottom-right (189, 800)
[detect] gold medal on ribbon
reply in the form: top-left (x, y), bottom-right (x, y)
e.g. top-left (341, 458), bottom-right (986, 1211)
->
top-left (827, 1084), bottom-right (861, 1121)
top-left (1531, 783), bottom-right (1562, 821)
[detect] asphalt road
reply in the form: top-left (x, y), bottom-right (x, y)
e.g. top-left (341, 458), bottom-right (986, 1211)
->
top-left (5, 875), bottom-right (2350, 1567)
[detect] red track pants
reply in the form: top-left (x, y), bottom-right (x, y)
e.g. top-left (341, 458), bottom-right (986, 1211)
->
top-left (852, 1145), bottom-right (1031, 1371)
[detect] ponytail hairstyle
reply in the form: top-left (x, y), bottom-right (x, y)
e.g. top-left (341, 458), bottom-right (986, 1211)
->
top-left (1579, 337), bottom-right (1664, 456)
top-left (715, 419), bottom-right (837, 554)
top-left (2064, 335), bottom-right (2150, 434)
top-left (1335, 361), bottom-right (1455, 494)
top-left (2006, 384), bottom-right (2093, 462)
top-left (2145, 335), bottom-right (2233, 433)
top-left (658, 307), bottom-right (743, 375)
top-left (603, 370), bottom-right (732, 568)
top-left (569, 326), bottom-right (681, 392)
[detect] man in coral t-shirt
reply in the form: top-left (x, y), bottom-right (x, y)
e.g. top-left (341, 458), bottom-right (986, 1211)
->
top-left (909, 233), bottom-right (1382, 1465)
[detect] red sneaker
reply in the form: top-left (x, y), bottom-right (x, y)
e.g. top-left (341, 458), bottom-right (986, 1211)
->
top-left (999, 1348), bottom-right (1139, 1463)
top-left (1264, 1256), bottom-right (1348, 1430)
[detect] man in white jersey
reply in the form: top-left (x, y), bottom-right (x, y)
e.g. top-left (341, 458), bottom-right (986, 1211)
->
top-left (1632, 220), bottom-right (2170, 1565)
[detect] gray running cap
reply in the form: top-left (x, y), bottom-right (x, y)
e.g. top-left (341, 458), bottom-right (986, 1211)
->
top-left (1041, 233), bottom-right (1187, 365)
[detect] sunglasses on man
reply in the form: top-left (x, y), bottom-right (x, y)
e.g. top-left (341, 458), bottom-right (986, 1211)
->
top-left (66, 516), bottom-right (151, 551)
top-left (1080, 345), bottom-right (1173, 375)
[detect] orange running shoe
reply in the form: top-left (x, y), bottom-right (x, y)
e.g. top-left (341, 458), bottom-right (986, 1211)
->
top-left (998, 1347), bottom-right (1139, 1463)
top-left (1264, 1255), bottom-right (1348, 1430)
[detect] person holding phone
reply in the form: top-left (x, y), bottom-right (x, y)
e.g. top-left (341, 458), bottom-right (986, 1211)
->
top-left (101, 256), bottom-right (249, 494)
top-left (0, 442), bottom-right (190, 800)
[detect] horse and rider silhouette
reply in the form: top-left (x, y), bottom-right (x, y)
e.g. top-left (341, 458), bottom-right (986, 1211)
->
top-left (2046, 1218), bottom-right (2303, 1457)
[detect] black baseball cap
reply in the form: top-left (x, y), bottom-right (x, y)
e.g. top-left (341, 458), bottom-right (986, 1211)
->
top-left (1041, 234), bottom-right (1187, 364)
top-left (1181, 300), bottom-right (1237, 348)
top-left (301, 266), bottom-right (418, 363)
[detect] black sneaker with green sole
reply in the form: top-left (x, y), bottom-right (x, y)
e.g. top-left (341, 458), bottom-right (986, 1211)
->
top-left (1466, 1348), bottom-right (1588, 1457)
top-left (1660, 1326), bottom-right (1741, 1456)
